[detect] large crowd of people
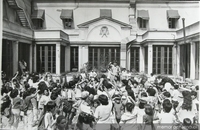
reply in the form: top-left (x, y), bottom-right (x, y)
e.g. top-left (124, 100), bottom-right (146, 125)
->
top-left (0, 62), bottom-right (199, 130)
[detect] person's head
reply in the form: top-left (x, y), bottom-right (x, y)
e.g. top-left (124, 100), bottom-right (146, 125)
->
top-left (38, 81), bottom-right (48, 95)
top-left (12, 79), bottom-right (17, 85)
top-left (49, 82), bottom-right (57, 92)
top-left (81, 91), bottom-right (90, 100)
top-left (139, 99), bottom-right (147, 109)
top-left (29, 87), bottom-right (36, 94)
top-left (182, 91), bottom-right (192, 111)
top-left (141, 92), bottom-right (148, 97)
top-left (22, 91), bottom-right (30, 99)
top-left (191, 90), bottom-right (197, 99)
top-left (56, 115), bottom-right (67, 130)
top-left (150, 73), bottom-right (154, 77)
top-left (50, 92), bottom-right (58, 100)
top-left (102, 80), bottom-right (112, 89)
top-left (113, 62), bottom-right (117, 66)
top-left (121, 79), bottom-right (128, 86)
top-left (68, 81), bottom-right (75, 89)
top-left (163, 102), bottom-right (172, 113)
top-left (147, 88), bottom-right (156, 96)
top-left (93, 99), bottom-right (100, 108)
top-left (163, 91), bottom-right (171, 98)
top-left (195, 85), bottom-right (199, 91)
top-left (24, 83), bottom-right (30, 91)
top-left (125, 102), bottom-right (135, 113)
top-left (46, 101), bottom-right (56, 113)
top-left (78, 112), bottom-right (95, 126)
top-left (174, 84), bottom-right (179, 89)
top-left (10, 89), bottom-right (18, 99)
top-left (98, 94), bottom-right (108, 105)
top-left (132, 80), bottom-right (139, 87)
top-left (183, 118), bottom-right (192, 126)
top-left (145, 104), bottom-right (154, 116)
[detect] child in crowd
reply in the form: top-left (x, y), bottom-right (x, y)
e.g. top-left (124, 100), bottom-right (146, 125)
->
top-left (0, 69), bottom-right (199, 130)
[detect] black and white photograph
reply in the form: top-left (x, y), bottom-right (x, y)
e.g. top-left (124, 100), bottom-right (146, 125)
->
top-left (0, 0), bottom-right (199, 130)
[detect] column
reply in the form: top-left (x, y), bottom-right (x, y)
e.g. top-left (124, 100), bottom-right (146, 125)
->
top-left (65, 44), bottom-right (70, 72)
top-left (190, 42), bottom-right (195, 79)
top-left (176, 44), bottom-right (180, 76)
top-left (13, 41), bottom-right (19, 73)
top-left (129, 2), bottom-right (136, 36)
top-left (0, 1), bottom-right (2, 79)
top-left (139, 46), bottom-right (145, 73)
top-left (33, 42), bottom-right (37, 72)
top-left (172, 43), bottom-right (177, 76)
top-left (29, 43), bottom-right (33, 73)
top-left (56, 43), bottom-right (61, 74)
top-left (120, 43), bottom-right (126, 68)
top-left (78, 45), bottom-right (88, 71)
top-left (126, 47), bottom-right (130, 70)
top-left (129, 16), bottom-right (137, 36)
top-left (148, 43), bottom-right (153, 75)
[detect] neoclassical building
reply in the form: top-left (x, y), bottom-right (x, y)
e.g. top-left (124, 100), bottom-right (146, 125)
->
top-left (2, 0), bottom-right (200, 81)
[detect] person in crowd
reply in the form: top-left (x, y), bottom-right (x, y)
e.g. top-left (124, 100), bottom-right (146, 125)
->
top-left (157, 101), bottom-right (176, 124)
top-left (177, 91), bottom-right (198, 124)
top-left (42, 101), bottom-right (57, 130)
top-left (143, 104), bottom-right (156, 130)
top-left (1, 62), bottom-right (199, 130)
top-left (54, 115), bottom-right (67, 130)
top-left (120, 102), bottom-right (138, 130)
top-left (9, 89), bottom-right (23, 130)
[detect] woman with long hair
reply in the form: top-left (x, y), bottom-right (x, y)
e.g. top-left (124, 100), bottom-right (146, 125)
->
top-left (177, 91), bottom-right (198, 123)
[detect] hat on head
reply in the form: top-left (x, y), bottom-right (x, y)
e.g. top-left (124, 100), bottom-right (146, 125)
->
top-left (94, 95), bottom-right (99, 100)
top-left (81, 91), bottom-right (89, 99)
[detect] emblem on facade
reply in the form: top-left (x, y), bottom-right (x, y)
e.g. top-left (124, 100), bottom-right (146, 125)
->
top-left (100, 26), bottom-right (109, 37)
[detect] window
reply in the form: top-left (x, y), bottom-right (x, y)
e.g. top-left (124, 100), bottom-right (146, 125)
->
top-left (168, 18), bottom-right (176, 29)
top-left (88, 47), bottom-right (120, 71)
top-left (31, 10), bottom-right (45, 29)
top-left (37, 45), bottom-right (56, 73)
top-left (137, 10), bottom-right (149, 29)
top-left (2, 39), bottom-right (13, 79)
top-left (130, 47), bottom-right (140, 72)
top-left (63, 19), bottom-right (73, 29)
top-left (167, 10), bottom-right (180, 29)
top-left (139, 18), bottom-right (147, 29)
top-left (60, 46), bottom-right (65, 73)
top-left (180, 44), bottom-right (190, 78)
top-left (3, 0), bottom-right (8, 19)
top-left (100, 9), bottom-right (112, 18)
top-left (60, 10), bottom-right (74, 29)
top-left (18, 43), bottom-right (30, 71)
top-left (70, 47), bottom-right (79, 71)
top-left (153, 46), bottom-right (173, 75)
top-left (32, 19), bottom-right (43, 29)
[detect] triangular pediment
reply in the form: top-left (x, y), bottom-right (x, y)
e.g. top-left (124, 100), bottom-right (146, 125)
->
top-left (77, 16), bottom-right (132, 28)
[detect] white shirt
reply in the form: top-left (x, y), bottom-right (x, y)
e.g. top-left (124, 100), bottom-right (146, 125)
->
top-left (44, 112), bottom-right (54, 130)
top-left (94, 100), bottom-right (113, 123)
top-left (136, 107), bottom-right (145, 123)
top-left (158, 112), bottom-right (176, 124)
top-left (171, 89), bottom-right (183, 102)
top-left (38, 95), bottom-right (50, 109)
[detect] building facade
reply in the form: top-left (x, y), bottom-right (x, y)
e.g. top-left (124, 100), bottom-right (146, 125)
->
top-left (2, 0), bottom-right (200, 81)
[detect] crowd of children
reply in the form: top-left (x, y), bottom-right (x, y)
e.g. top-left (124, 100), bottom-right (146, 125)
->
top-left (0, 62), bottom-right (199, 130)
